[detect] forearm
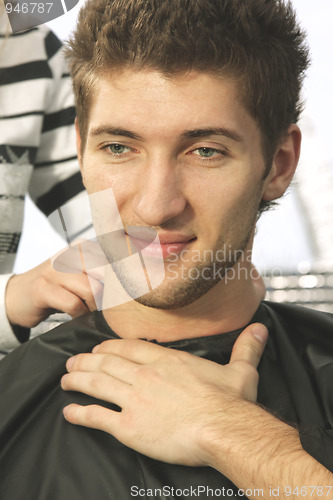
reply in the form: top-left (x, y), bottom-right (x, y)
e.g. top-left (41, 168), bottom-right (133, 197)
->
top-left (202, 400), bottom-right (333, 499)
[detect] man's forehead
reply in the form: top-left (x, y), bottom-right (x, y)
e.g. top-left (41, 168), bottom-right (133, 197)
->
top-left (87, 68), bottom-right (253, 138)
top-left (91, 68), bottom-right (240, 106)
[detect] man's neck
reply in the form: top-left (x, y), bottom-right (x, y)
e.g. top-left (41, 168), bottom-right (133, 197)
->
top-left (102, 262), bottom-right (262, 342)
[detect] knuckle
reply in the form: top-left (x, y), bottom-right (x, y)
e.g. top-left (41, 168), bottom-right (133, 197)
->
top-left (231, 361), bottom-right (259, 394)
top-left (238, 371), bottom-right (259, 398)
top-left (125, 339), bottom-right (143, 352)
top-left (66, 297), bottom-right (86, 316)
top-left (76, 275), bottom-right (91, 292)
top-left (245, 341), bottom-right (261, 359)
top-left (94, 340), bottom-right (114, 353)
top-left (134, 365), bottom-right (161, 386)
top-left (238, 360), bottom-right (259, 379)
top-left (35, 276), bottom-right (50, 294)
top-left (36, 274), bottom-right (47, 286)
top-left (166, 348), bottom-right (190, 365)
top-left (70, 353), bottom-right (87, 370)
top-left (100, 355), bottom-right (112, 373)
top-left (120, 338), bottom-right (147, 358)
top-left (89, 373), bottom-right (103, 391)
top-left (86, 404), bottom-right (102, 424)
top-left (171, 348), bottom-right (186, 360)
top-left (134, 365), bottom-right (150, 379)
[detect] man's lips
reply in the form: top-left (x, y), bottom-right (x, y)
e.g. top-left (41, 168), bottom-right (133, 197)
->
top-left (125, 227), bottom-right (196, 257)
top-left (157, 234), bottom-right (196, 245)
top-left (157, 238), bottom-right (196, 258)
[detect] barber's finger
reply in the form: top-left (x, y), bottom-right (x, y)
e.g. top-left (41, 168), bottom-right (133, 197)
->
top-left (66, 353), bottom-right (138, 385)
top-left (66, 277), bottom-right (102, 312)
top-left (57, 274), bottom-right (98, 312)
top-left (93, 338), bottom-right (169, 363)
top-left (41, 284), bottom-right (90, 318)
top-left (52, 239), bottom-right (106, 275)
top-left (229, 323), bottom-right (268, 369)
top-left (80, 275), bottom-right (103, 311)
top-left (61, 371), bottom-right (131, 407)
top-left (48, 271), bottom-right (98, 317)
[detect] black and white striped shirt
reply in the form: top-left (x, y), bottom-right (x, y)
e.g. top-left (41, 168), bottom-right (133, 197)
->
top-left (0, 14), bottom-right (85, 350)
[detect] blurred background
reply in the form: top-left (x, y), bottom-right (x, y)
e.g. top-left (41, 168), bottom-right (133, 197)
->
top-left (13, 0), bottom-right (333, 312)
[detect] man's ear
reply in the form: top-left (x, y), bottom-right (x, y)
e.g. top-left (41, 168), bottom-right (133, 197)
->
top-left (262, 124), bottom-right (301, 202)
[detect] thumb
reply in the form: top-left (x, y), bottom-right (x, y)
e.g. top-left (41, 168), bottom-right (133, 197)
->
top-left (229, 323), bottom-right (268, 369)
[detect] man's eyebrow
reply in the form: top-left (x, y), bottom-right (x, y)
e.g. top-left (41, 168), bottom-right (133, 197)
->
top-left (181, 128), bottom-right (244, 143)
top-left (89, 126), bottom-right (244, 143)
top-left (90, 127), bottom-right (144, 141)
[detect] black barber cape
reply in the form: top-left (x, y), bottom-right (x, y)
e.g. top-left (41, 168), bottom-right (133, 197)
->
top-left (0, 301), bottom-right (332, 500)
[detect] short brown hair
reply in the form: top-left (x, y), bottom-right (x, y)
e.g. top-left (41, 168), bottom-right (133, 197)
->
top-left (67, 0), bottom-right (309, 200)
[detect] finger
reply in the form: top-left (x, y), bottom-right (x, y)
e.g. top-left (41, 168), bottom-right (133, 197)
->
top-left (61, 371), bottom-right (131, 407)
top-left (40, 284), bottom-right (90, 318)
top-left (51, 246), bottom-right (85, 274)
top-left (45, 260), bottom-right (99, 312)
top-left (66, 353), bottom-right (139, 385)
top-left (42, 268), bottom-right (95, 300)
top-left (83, 275), bottom-right (103, 310)
top-left (229, 323), bottom-right (268, 369)
top-left (77, 239), bottom-right (109, 275)
top-left (93, 338), bottom-right (169, 363)
top-left (58, 274), bottom-right (98, 312)
top-left (63, 404), bottom-right (121, 436)
top-left (52, 239), bottom-right (106, 275)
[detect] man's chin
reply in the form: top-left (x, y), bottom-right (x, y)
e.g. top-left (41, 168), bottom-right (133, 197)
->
top-left (132, 276), bottom-right (220, 310)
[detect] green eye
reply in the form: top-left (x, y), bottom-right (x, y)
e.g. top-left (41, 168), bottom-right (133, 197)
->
top-left (196, 147), bottom-right (217, 158)
top-left (109, 144), bottom-right (128, 154)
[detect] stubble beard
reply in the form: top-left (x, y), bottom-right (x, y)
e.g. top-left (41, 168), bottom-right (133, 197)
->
top-left (134, 256), bottom-right (233, 309)
top-left (114, 226), bottom-right (254, 310)
top-left (100, 185), bottom-right (263, 310)
top-left (131, 197), bottom-right (261, 310)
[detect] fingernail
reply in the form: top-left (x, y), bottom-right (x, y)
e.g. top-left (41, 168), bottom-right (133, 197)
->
top-left (66, 356), bottom-right (75, 370)
top-left (63, 406), bottom-right (69, 418)
top-left (252, 324), bottom-right (268, 344)
top-left (92, 345), bottom-right (99, 353)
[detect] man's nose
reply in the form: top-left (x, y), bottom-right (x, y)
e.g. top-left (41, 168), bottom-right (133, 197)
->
top-left (131, 158), bottom-right (187, 226)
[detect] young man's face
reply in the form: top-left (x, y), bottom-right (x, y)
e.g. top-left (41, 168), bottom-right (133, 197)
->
top-left (78, 69), bottom-right (274, 309)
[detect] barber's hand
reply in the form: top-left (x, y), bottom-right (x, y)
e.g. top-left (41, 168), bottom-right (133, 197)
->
top-left (61, 323), bottom-right (268, 466)
top-left (5, 257), bottom-right (99, 328)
